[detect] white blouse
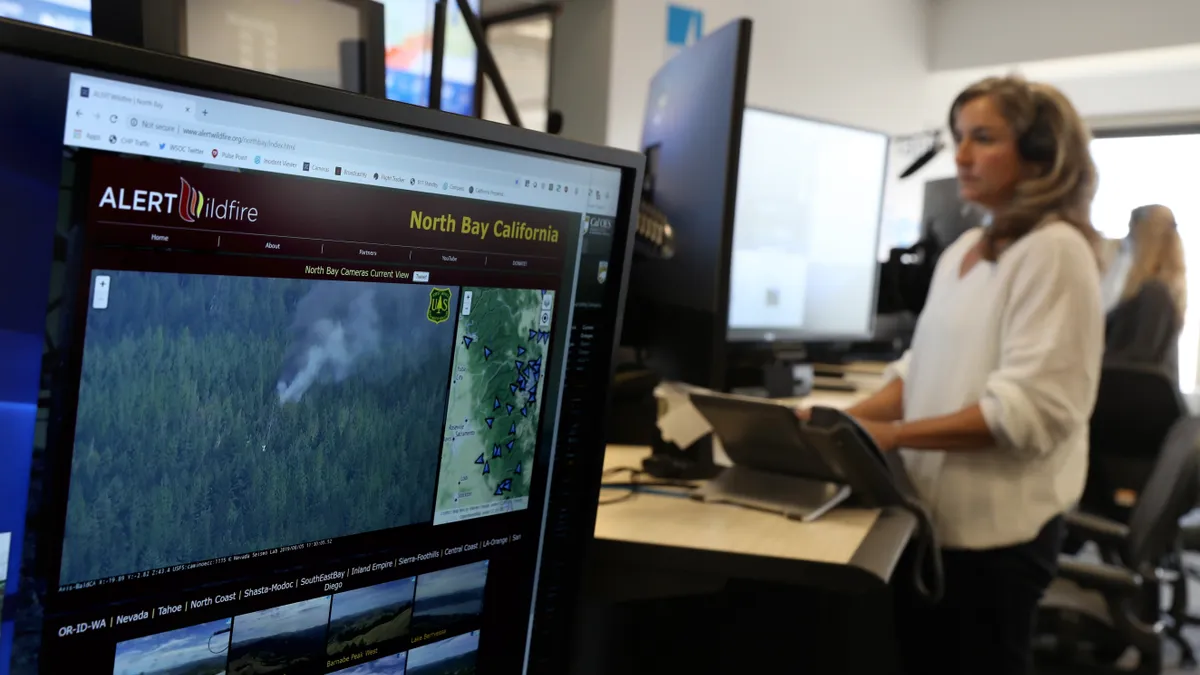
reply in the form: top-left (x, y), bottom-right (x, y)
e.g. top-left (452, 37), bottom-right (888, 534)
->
top-left (888, 222), bottom-right (1103, 549)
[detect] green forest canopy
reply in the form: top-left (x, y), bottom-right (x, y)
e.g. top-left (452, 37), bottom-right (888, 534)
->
top-left (60, 272), bottom-right (457, 584)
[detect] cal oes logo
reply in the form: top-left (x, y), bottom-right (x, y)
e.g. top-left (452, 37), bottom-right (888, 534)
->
top-left (427, 288), bottom-right (452, 324)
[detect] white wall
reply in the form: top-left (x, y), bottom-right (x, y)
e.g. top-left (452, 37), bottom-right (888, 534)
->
top-left (928, 0), bottom-right (1200, 71)
top-left (605, 0), bottom-right (931, 152)
top-left (911, 43), bottom-right (1200, 187)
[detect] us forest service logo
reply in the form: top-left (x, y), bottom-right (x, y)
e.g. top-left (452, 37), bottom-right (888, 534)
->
top-left (427, 287), bottom-right (452, 324)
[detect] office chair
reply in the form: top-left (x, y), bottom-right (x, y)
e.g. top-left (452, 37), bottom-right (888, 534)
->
top-left (1080, 363), bottom-right (1188, 524)
top-left (1062, 362), bottom-right (1191, 667)
top-left (1036, 415), bottom-right (1200, 674)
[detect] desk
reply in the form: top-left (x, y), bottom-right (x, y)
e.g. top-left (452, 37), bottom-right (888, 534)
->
top-left (590, 384), bottom-right (913, 593)
top-left (575, 385), bottom-right (910, 675)
top-left (593, 446), bottom-right (915, 592)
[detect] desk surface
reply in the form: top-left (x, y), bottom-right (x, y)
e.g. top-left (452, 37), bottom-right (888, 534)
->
top-left (591, 384), bottom-right (916, 591)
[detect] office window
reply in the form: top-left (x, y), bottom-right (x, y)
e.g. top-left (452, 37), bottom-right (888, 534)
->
top-left (1091, 133), bottom-right (1200, 391)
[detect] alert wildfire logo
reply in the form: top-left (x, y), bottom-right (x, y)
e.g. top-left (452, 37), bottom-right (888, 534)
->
top-left (178, 177), bottom-right (204, 223)
top-left (97, 176), bottom-right (260, 223)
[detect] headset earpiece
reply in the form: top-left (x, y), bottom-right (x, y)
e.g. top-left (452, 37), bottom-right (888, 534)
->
top-left (1017, 99), bottom-right (1057, 163)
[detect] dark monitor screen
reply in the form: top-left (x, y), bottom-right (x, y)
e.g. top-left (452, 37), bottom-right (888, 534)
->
top-left (726, 108), bottom-right (888, 343)
top-left (921, 176), bottom-right (983, 249)
top-left (0, 19), bottom-right (638, 675)
top-left (622, 18), bottom-right (751, 390)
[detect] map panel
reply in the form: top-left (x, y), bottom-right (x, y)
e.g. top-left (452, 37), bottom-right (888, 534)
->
top-left (433, 287), bottom-right (556, 525)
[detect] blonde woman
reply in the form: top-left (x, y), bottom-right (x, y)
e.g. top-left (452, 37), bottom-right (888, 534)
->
top-left (1103, 204), bottom-right (1187, 382)
top-left (802, 76), bottom-right (1103, 674)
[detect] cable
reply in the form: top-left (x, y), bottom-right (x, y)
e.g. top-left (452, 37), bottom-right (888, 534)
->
top-left (899, 496), bottom-right (944, 604)
top-left (598, 467), bottom-right (697, 505)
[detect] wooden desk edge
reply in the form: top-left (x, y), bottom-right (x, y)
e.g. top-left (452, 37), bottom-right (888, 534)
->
top-left (591, 506), bottom-right (917, 592)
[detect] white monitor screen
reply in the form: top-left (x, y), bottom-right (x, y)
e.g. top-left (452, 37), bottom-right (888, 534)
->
top-left (727, 108), bottom-right (888, 342)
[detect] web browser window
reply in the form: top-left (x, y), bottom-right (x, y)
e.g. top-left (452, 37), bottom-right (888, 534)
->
top-left (0, 51), bottom-right (625, 675)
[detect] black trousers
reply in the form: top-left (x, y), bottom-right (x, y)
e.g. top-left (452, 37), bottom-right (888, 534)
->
top-left (894, 516), bottom-right (1065, 675)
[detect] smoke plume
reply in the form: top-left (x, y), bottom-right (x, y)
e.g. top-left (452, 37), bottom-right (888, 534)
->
top-left (277, 282), bottom-right (382, 404)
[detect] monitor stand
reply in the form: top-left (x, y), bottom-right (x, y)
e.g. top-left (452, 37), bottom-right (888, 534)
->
top-left (692, 465), bottom-right (851, 522)
top-left (762, 348), bottom-right (861, 397)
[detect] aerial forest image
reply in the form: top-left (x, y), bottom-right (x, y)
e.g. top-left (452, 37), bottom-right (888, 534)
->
top-left (58, 271), bottom-right (459, 584)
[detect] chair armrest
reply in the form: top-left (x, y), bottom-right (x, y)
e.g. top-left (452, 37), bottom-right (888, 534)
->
top-left (1057, 556), bottom-right (1142, 596)
top-left (1064, 511), bottom-right (1129, 548)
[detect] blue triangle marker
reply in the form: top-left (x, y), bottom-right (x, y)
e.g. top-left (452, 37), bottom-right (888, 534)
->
top-left (521, 407), bottom-right (528, 417)
top-left (475, 454), bottom-right (485, 465)
top-left (509, 423), bottom-right (517, 435)
top-left (483, 462), bottom-right (490, 475)
top-left (483, 347), bottom-right (493, 360)
top-left (522, 367), bottom-right (532, 380)
top-left (514, 462), bottom-right (523, 475)
top-left (528, 329), bottom-right (537, 341)
top-left (493, 444), bottom-right (503, 458)
top-left (517, 378), bottom-right (526, 391)
top-left (494, 398), bottom-right (501, 410)
top-left (494, 485), bottom-right (506, 496)
top-left (506, 439), bottom-right (514, 450)
top-left (506, 404), bottom-right (514, 414)
top-left (510, 383), bottom-right (518, 394)
top-left (516, 360), bottom-right (524, 372)
top-left (529, 385), bottom-right (538, 395)
top-left (529, 395), bottom-right (536, 404)
top-left (499, 478), bottom-right (513, 492)
top-left (517, 346), bottom-right (526, 356)
top-left (463, 336), bottom-right (473, 348)
top-left (485, 417), bottom-right (495, 429)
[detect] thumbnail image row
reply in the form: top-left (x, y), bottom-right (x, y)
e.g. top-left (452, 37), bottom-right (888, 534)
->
top-left (59, 271), bottom-right (555, 586)
top-left (112, 560), bottom-right (487, 675)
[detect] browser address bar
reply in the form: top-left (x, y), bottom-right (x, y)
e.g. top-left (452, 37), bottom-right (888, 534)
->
top-left (177, 124), bottom-right (297, 152)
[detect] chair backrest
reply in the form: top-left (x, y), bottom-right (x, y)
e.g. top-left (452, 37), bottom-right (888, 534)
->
top-left (1083, 362), bottom-right (1188, 520)
top-left (1126, 416), bottom-right (1200, 567)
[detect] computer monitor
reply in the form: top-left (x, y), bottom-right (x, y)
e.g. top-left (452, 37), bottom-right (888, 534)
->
top-left (621, 18), bottom-right (752, 392)
top-left (183, 0), bottom-right (385, 95)
top-left (922, 176), bottom-right (982, 250)
top-left (384, 0), bottom-right (481, 116)
top-left (0, 0), bottom-right (91, 34)
top-left (88, 0), bottom-right (387, 97)
top-left (726, 108), bottom-right (889, 344)
top-left (0, 18), bottom-right (640, 674)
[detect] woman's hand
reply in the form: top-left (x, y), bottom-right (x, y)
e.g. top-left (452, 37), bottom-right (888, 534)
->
top-left (798, 408), bottom-right (899, 451)
top-left (855, 418), bottom-right (900, 453)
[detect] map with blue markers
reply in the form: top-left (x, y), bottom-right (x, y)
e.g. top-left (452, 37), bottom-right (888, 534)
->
top-left (433, 287), bottom-right (556, 525)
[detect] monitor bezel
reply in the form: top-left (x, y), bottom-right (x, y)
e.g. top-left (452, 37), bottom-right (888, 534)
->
top-left (0, 17), bottom-right (641, 674)
top-left (726, 104), bottom-right (890, 345)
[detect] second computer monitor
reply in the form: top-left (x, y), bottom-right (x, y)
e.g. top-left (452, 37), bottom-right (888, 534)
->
top-left (727, 108), bottom-right (888, 343)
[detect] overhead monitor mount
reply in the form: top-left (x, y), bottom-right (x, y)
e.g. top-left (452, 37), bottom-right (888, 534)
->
top-left (429, 0), bottom-right (523, 127)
